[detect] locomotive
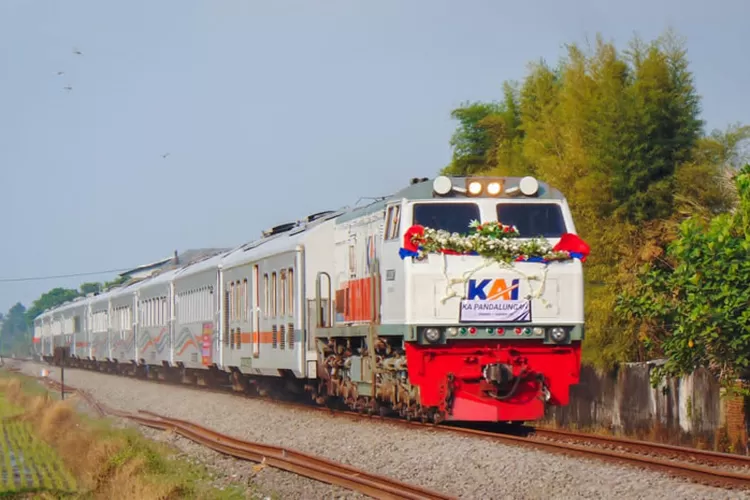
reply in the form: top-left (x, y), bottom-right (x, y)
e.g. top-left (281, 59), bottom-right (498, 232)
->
top-left (35, 175), bottom-right (587, 423)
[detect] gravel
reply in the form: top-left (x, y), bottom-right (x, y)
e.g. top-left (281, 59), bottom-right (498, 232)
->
top-left (16, 361), bottom-right (750, 500)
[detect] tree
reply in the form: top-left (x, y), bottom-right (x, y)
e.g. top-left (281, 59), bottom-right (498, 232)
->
top-left (616, 164), bottom-right (750, 385)
top-left (0, 303), bottom-right (29, 355)
top-left (442, 102), bottom-right (505, 176)
top-left (441, 30), bottom-right (740, 368)
top-left (103, 275), bottom-right (129, 290)
top-left (79, 282), bottom-right (102, 295)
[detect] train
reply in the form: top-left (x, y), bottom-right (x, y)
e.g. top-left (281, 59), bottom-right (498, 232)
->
top-left (34, 175), bottom-right (588, 424)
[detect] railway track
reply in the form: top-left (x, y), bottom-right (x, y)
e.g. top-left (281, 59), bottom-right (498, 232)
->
top-left (35, 377), bottom-right (454, 500)
top-left (15, 360), bottom-right (750, 492)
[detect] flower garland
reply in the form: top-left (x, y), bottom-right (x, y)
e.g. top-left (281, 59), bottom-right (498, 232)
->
top-left (399, 220), bottom-right (589, 264)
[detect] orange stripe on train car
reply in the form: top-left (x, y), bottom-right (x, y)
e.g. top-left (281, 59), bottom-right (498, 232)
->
top-left (229, 331), bottom-right (295, 345)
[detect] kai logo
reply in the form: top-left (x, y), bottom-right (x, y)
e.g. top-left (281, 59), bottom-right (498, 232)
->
top-left (467, 278), bottom-right (520, 301)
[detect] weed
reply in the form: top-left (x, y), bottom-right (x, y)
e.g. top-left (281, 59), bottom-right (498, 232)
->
top-left (0, 372), bottom-right (257, 499)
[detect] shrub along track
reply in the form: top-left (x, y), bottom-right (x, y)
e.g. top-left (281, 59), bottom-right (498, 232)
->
top-left (35, 377), bottom-right (454, 500)
top-left (19, 359), bottom-right (750, 492)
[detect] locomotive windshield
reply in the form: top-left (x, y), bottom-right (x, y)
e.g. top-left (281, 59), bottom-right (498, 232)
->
top-left (412, 202), bottom-right (480, 234)
top-left (496, 203), bottom-right (566, 238)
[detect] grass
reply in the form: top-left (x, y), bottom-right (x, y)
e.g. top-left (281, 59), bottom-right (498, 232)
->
top-left (0, 372), bottom-right (256, 500)
top-left (0, 419), bottom-right (77, 497)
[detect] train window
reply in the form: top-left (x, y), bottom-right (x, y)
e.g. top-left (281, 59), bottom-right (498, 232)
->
top-left (263, 273), bottom-right (271, 318)
top-left (412, 202), bottom-right (480, 235)
top-left (237, 281), bottom-right (242, 322)
top-left (253, 266), bottom-right (259, 322)
top-left (280, 270), bottom-right (287, 317)
top-left (288, 268), bottom-right (294, 316)
top-left (235, 282), bottom-right (241, 322)
top-left (230, 282), bottom-right (236, 322)
top-left (271, 272), bottom-right (278, 317)
top-left (348, 245), bottom-right (356, 275)
top-left (242, 279), bottom-right (248, 322)
top-left (385, 205), bottom-right (401, 240)
top-left (223, 290), bottom-right (230, 346)
top-left (495, 203), bottom-right (566, 238)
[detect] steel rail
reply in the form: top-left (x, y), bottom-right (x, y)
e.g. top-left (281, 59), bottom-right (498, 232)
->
top-left (135, 409), bottom-right (454, 500)
top-left (528, 426), bottom-right (750, 469)
top-left (15, 361), bottom-right (750, 490)
top-left (31, 374), bottom-right (454, 500)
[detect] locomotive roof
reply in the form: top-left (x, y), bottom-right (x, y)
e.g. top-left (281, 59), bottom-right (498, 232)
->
top-left (335, 176), bottom-right (564, 223)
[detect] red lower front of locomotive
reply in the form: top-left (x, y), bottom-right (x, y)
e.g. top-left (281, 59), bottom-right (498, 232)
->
top-left (404, 340), bottom-right (581, 422)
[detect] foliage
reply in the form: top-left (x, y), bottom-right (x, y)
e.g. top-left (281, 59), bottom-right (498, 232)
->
top-left (616, 165), bottom-right (750, 385)
top-left (79, 282), bottom-right (102, 295)
top-left (0, 418), bottom-right (76, 495)
top-left (410, 221), bottom-right (574, 263)
top-left (0, 303), bottom-right (30, 356)
top-left (1, 274), bottom-right (127, 356)
top-left (442, 29), bottom-right (748, 368)
top-left (0, 375), bottom-right (252, 500)
top-left (103, 275), bottom-right (129, 290)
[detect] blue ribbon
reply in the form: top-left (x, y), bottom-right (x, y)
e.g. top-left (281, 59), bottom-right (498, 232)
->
top-left (398, 249), bottom-right (586, 262)
top-left (399, 248), bottom-right (420, 260)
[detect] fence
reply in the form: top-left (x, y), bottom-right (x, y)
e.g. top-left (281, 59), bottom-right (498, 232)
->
top-left (544, 361), bottom-right (748, 452)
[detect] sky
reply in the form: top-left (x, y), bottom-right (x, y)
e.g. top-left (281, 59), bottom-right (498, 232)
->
top-left (1, 0), bottom-right (749, 314)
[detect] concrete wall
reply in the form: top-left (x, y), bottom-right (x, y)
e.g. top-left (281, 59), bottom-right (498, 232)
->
top-left (544, 361), bottom-right (747, 452)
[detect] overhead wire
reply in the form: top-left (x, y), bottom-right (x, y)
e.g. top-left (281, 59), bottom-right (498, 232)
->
top-left (0, 268), bottom-right (131, 283)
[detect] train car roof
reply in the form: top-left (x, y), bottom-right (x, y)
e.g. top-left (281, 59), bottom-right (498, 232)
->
top-left (220, 209), bottom-right (346, 270)
top-left (134, 267), bottom-right (183, 290)
top-left (173, 251), bottom-right (229, 281)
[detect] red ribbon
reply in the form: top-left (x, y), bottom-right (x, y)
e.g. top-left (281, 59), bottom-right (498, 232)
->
top-left (553, 233), bottom-right (590, 262)
top-left (403, 225), bottom-right (425, 252)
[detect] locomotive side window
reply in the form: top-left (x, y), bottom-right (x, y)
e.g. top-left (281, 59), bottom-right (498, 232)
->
top-left (412, 202), bottom-right (480, 235)
top-left (495, 203), bottom-right (566, 238)
top-left (287, 268), bottom-right (294, 316)
top-left (385, 205), bottom-right (401, 240)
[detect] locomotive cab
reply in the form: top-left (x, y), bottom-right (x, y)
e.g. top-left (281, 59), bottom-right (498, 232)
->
top-left (388, 176), bottom-right (585, 422)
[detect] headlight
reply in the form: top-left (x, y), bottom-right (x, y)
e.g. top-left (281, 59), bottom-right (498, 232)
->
top-left (424, 327), bottom-right (441, 343)
top-left (468, 181), bottom-right (482, 195)
top-left (550, 327), bottom-right (567, 343)
top-left (446, 327), bottom-right (458, 337)
top-left (487, 182), bottom-right (502, 195)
